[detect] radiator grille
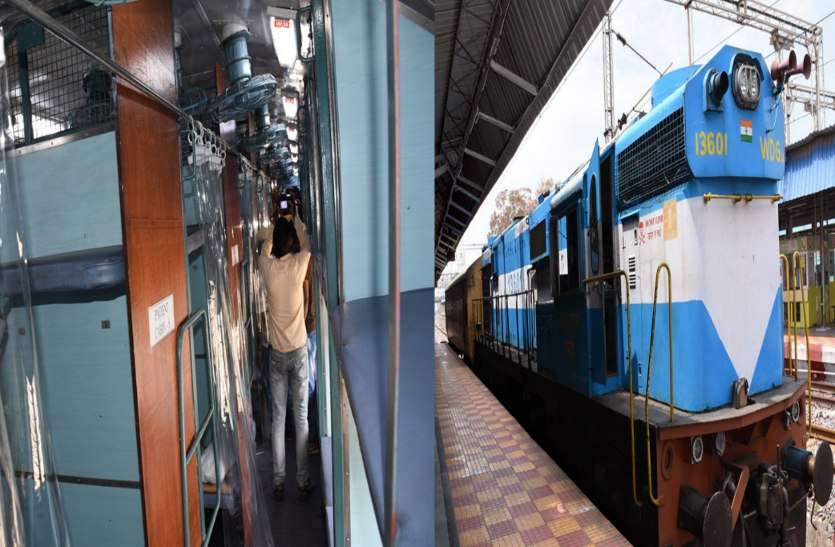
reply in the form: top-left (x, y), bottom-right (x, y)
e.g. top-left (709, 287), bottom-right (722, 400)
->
top-left (627, 254), bottom-right (637, 290)
top-left (616, 108), bottom-right (692, 207)
top-left (5, 4), bottom-right (112, 147)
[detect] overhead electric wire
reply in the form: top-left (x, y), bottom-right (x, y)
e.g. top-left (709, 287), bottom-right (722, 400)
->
top-left (547, 0), bottom-right (628, 110)
top-left (612, 29), bottom-right (663, 75)
top-left (814, 7), bottom-right (835, 26)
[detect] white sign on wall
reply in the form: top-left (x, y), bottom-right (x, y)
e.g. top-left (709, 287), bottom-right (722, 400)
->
top-left (148, 294), bottom-right (175, 347)
top-left (558, 249), bottom-right (568, 276)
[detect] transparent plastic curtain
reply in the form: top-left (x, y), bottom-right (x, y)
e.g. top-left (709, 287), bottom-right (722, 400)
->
top-left (251, 173), bottom-right (270, 340)
top-left (240, 167), bottom-right (268, 349)
top-left (0, 28), bottom-right (70, 547)
top-left (185, 119), bottom-right (273, 547)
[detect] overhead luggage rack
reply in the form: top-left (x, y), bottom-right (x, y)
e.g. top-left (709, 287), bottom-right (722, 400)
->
top-left (5, 1), bottom-right (112, 147)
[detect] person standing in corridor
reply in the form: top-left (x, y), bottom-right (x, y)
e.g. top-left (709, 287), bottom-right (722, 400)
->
top-left (257, 202), bottom-right (313, 500)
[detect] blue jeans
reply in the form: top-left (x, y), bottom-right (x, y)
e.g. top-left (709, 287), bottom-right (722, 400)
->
top-left (270, 345), bottom-right (310, 488)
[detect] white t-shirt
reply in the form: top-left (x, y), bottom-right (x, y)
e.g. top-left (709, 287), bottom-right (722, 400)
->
top-left (256, 216), bottom-right (311, 353)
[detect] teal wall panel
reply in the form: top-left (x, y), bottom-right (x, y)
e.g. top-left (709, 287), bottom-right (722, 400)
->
top-left (11, 131), bottom-right (122, 259)
top-left (0, 307), bottom-right (39, 470)
top-left (331, 2), bottom-right (433, 302)
top-left (398, 17), bottom-right (434, 294)
top-left (33, 296), bottom-right (139, 482)
top-left (59, 481), bottom-right (144, 547)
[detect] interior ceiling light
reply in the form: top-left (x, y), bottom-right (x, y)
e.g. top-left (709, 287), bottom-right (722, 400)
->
top-left (282, 93), bottom-right (299, 120)
top-left (299, 18), bottom-right (313, 59)
top-left (269, 7), bottom-right (298, 69)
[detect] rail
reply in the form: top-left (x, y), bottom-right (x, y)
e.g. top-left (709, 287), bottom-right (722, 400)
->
top-left (176, 309), bottom-right (221, 547)
top-left (474, 290), bottom-right (537, 368)
top-left (582, 270), bottom-right (639, 506)
top-left (644, 262), bottom-right (674, 507)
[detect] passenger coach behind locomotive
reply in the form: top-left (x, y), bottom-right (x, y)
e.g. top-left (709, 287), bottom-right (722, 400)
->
top-left (447, 45), bottom-right (834, 547)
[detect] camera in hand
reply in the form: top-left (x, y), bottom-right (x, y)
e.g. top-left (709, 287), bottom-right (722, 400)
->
top-left (277, 193), bottom-right (295, 215)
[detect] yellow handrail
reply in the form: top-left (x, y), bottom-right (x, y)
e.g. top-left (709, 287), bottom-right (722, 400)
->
top-left (583, 270), bottom-right (639, 506)
top-left (703, 193), bottom-right (782, 203)
top-left (792, 252), bottom-right (812, 433)
top-left (644, 262), bottom-right (674, 507)
top-left (779, 255), bottom-right (796, 379)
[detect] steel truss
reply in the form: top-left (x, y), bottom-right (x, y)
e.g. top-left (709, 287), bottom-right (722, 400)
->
top-left (667, 0), bottom-right (830, 137)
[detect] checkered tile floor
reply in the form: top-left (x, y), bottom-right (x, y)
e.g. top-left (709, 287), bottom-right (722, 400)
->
top-left (436, 343), bottom-right (628, 546)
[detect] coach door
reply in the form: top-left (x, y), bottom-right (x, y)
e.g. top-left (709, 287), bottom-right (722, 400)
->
top-left (585, 142), bottom-right (619, 385)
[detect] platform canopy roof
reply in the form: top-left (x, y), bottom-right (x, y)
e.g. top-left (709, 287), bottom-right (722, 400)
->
top-left (779, 124), bottom-right (835, 231)
top-left (434, 0), bottom-right (613, 279)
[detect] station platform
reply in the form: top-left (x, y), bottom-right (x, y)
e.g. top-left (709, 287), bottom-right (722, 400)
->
top-left (435, 342), bottom-right (627, 546)
top-left (785, 327), bottom-right (835, 366)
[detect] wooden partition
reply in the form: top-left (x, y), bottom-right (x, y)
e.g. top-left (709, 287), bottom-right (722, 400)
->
top-left (111, 1), bottom-right (200, 545)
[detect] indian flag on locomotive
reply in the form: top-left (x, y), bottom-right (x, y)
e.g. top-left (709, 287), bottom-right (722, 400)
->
top-left (740, 118), bottom-right (753, 142)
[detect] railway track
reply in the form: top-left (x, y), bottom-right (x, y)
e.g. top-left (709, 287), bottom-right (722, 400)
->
top-left (803, 382), bottom-right (835, 443)
top-left (810, 423), bottom-right (835, 444)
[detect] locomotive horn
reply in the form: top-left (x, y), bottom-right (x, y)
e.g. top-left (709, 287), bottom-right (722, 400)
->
top-left (785, 52), bottom-right (812, 80)
top-left (770, 49), bottom-right (797, 83)
top-left (707, 70), bottom-right (729, 103)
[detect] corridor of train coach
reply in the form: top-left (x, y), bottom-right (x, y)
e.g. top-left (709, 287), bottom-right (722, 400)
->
top-left (0, 0), bottom-right (435, 546)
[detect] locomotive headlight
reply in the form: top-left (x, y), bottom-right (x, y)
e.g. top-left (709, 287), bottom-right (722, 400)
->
top-left (791, 400), bottom-right (801, 422)
top-left (713, 431), bottom-right (726, 457)
top-left (733, 62), bottom-right (761, 109)
top-left (690, 436), bottom-right (704, 464)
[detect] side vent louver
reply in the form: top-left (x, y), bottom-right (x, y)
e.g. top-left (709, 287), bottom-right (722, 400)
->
top-left (616, 108), bottom-right (692, 207)
top-left (627, 255), bottom-right (638, 290)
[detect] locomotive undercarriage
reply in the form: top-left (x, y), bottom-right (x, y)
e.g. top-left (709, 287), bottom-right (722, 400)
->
top-left (467, 340), bottom-right (830, 547)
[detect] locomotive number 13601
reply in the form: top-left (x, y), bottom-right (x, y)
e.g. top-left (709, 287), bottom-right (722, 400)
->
top-left (693, 131), bottom-right (728, 157)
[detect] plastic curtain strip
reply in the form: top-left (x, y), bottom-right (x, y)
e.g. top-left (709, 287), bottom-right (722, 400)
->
top-left (185, 120), bottom-right (274, 547)
top-left (0, 28), bottom-right (70, 546)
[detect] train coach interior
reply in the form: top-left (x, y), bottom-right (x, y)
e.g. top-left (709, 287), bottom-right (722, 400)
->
top-left (0, 1), bottom-right (434, 546)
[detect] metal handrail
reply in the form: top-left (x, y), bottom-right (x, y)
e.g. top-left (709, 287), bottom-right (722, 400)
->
top-left (177, 309), bottom-right (222, 547)
top-left (702, 192), bottom-right (781, 203)
top-left (644, 262), bottom-right (674, 507)
top-left (779, 255), bottom-right (796, 379)
top-left (476, 291), bottom-right (537, 366)
top-left (583, 270), bottom-right (638, 506)
top-left (792, 252), bottom-right (813, 434)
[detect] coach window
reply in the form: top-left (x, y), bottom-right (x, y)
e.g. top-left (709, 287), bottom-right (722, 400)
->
top-left (558, 207), bottom-right (580, 293)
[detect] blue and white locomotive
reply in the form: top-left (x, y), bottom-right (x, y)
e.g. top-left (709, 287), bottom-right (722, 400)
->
top-left (446, 45), bottom-right (833, 546)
